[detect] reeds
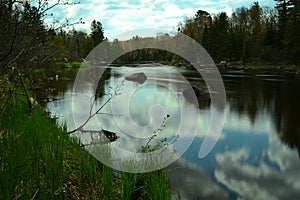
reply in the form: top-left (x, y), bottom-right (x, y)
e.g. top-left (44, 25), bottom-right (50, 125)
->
top-left (0, 102), bottom-right (171, 199)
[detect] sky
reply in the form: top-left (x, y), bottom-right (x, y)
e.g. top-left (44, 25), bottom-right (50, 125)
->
top-left (45, 0), bottom-right (276, 39)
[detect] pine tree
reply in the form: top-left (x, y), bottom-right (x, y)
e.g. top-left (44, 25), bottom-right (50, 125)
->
top-left (91, 20), bottom-right (104, 47)
top-left (282, 0), bottom-right (300, 63)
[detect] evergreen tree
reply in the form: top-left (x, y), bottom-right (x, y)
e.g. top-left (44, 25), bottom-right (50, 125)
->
top-left (261, 8), bottom-right (280, 62)
top-left (91, 20), bottom-right (104, 47)
top-left (248, 2), bottom-right (263, 60)
top-left (282, 0), bottom-right (300, 63)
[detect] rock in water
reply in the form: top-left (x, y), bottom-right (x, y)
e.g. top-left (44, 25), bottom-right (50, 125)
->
top-left (125, 72), bottom-right (147, 84)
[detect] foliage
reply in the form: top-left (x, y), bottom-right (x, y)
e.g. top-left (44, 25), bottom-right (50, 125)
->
top-left (141, 114), bottom-right (179, 154)
top-left (0, 99), bottom-right (172, 199)
top-left (119, 170), bottom-right (172, 200)
top-left (0, 1), bottom-right (47, 69)
top-left (178, 1), bottom-right (300, 64)
top-left (280, 0), bottom-right (300, 63)
top-left (0, 0), bottom-right (106, 115)
top-left (110, 1), bottom-right (299, 65)
top-left (91, 20), bottom-right (105, 47)
top-left (0, 102), bottom-right (105, 199)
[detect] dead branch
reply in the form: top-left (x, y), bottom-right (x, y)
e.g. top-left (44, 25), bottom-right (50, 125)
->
top-left (16, 67), bottom-right (34, 116)
top-left (67, 96), bottom-right (112, 134)
top-left (67, 80), bottom-right (124, 134)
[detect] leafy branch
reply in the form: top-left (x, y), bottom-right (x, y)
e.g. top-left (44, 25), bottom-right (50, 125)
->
top-left (141, 114), bottom-right (179, 153)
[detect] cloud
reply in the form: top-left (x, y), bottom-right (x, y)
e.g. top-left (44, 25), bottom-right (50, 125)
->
top-left (45, 0), bottom-right (275, 38)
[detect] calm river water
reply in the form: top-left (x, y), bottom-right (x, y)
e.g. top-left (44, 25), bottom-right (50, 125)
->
top-left (44, 65), bottom-right (300, 200)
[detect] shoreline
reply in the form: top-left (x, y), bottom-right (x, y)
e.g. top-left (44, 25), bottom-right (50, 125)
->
top-left (60, 60), bottom-right (300, 75)
top-left (218, 64), bottom-right (300, 75)
top-left (0, 96), bottom-right (172, 199)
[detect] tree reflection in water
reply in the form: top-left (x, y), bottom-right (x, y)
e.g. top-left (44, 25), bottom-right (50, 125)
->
top-left (223, 71), bottom-right (300, 157)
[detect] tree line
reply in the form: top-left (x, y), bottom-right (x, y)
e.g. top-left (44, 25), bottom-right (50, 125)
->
top-left (179, 0), bottom-right (300, 64)
top-left (104, 0), bottom-right (300, 65)
top-left (1, 0), bottom-right (299, 70)
top-left (48, 19), bottom-right (104, 62)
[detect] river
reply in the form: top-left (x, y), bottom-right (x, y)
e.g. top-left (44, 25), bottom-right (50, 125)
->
top-left (42, 65), bottom-right (300, 200)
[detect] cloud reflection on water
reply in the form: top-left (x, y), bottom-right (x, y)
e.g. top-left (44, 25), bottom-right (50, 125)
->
top-left (169, 159), bottom-right (228, 199)
top-left (44, 67), bottom-right (300, 199)
top-left (215, 146), bottom-right (300, 199)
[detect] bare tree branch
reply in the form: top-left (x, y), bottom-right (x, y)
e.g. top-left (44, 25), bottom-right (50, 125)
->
top-left (67, 80), bottom-right (125, 134)
top-left (67, 96), bottom-right (112, 134)
top-left (16, 67), bottom-right (34, 116)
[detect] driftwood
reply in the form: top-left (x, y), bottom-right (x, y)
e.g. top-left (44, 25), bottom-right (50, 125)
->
top-left (80, 129), bottom-right (119, 142)
top-left (102, 129), bottom-right (119, 141)
top-left (79, 129), bottom-right (119, 147)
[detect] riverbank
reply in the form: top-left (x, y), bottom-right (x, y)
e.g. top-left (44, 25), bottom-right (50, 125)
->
top-left (0, 100), bottom-right (171, 199)
top-left (57, 60), bottom-right (300, 73)
top-left (172, 61), bottom-right (300, 75)
top-left (218, 63), bottom-right (300, 75)
top-left (110, 60), bottom-right (300, 75)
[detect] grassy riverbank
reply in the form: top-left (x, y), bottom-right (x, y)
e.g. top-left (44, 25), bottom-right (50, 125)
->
top-left (0, 101), bottom-right (171, 199)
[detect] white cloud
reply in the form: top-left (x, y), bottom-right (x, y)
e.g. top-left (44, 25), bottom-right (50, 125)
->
top-left (44, 0), bottom-right (275, 37)
top-left (197, 1), bottom-right (217, 6)
top-left (162, 4), bottom-right (184, 18)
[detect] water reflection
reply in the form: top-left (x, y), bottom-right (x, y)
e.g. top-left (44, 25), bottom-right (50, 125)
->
top-left (43, 66), bottom-right (300, 199)
top-left (93, 66), bottom-right (201, 164)
top-left (170, 70), bottom-right (300, 199)
top-left (223, 71), bottom-right (300, 157)
top-left (169, 160), bottom-right (228, 199)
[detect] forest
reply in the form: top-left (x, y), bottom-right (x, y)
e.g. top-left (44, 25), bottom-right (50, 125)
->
top-left (180, 0), bottom-right (300, 64)
top-left (117, 0), bottom-right (300, 64)
top-left (1, 0), bottom-right (299, 72)
top-left (0, 1), bottom-right (299, 199)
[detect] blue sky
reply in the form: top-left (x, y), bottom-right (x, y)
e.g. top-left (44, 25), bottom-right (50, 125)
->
top-left (45, 0), bottom-right (276, 39)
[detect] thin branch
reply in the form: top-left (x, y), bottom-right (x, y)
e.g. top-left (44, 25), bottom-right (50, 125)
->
top-left (67, 96), bottom-right (112, 134)
top-left (40, 0), bottom-right (60, 15)
top-left (16, 67), bottom-right (34, 116)
top-left (5, 49), bottom-right (25, 68)
top-left (0, 18), bottom-right (18, 62)
top-left (96, 112), bottom-right (123, 117)
top-left (67, 80), bottom-right (124, 134)
top-left (0, 18), bottom-right (22, 63)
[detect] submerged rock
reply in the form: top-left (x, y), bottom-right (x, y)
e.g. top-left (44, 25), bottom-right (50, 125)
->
top-left (182, 85), bottom-right (209, 103)
top-left (125, 72), bottom-right (147, 84)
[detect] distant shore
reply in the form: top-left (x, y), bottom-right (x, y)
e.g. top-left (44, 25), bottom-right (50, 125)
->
top-left (60, 60), bottom-right (300, 75)
top-left (164, 60), bottom-right (300, 75)
top-left (218, 64), bottom-right (300, 75)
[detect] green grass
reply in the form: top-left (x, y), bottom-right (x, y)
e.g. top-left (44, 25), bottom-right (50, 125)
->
top-left (0, 102), bottom-right (101, 199)
top-left (0, 100), bottom-right (171, 199)
top-left (120, 171), bottom-right (171, 200)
